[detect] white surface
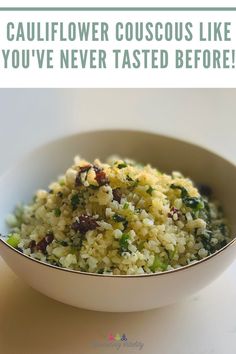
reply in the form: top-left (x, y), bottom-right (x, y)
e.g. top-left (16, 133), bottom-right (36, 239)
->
top-left (0, 89), bottom-right (236, 354)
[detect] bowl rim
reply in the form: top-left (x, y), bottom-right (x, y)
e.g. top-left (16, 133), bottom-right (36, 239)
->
top-left (0, 237), bottom-right (236, 278)
top-left (0, 128), bottom-right (236, 278)
top-left (0, 128), bottom-right (236, 180)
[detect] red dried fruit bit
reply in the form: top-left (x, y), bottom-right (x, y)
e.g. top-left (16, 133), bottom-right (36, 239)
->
top-left (112, 188), bottom-right (122, 203)
top-left (75, 165), bottom-right (92, 187)
top-left (80, 165), bottom-right (92, 173)
top-left (71, 215), bottom-right (98, 234)
top-left (93, 165), bottom-right (109, 186)
top-left (45, 232), bottom-right (54, 244)
top-left (168, 207), bottom-right (181, 220)
top-left (29, 240), bottom-right (36, 252)
top-left (36, 238), bottom-right (48, 253)
top-left (36, 232), bottom-right (54, 253)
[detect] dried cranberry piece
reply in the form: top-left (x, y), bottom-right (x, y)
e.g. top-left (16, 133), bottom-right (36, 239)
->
top-left (36, 232), bottom-right (54, 253)
top-left (45, 233), bottom-right (54, 244)
top-left (168, 207), bottom-right (181, 220)
top-left (80, 165), bottom-right (92, 174)
top-left (29, 240), bottom-right (36, 252)
top-left (71, 215), bottom-right (98, 234)
top-left (93, 166), bottom-right (109, 186)
top-left (36, 238), bottom-right (48, 253)
top-left (75, 165), bottom-right (92, 187)
top-left (112, 188), bottom-right (122, 203)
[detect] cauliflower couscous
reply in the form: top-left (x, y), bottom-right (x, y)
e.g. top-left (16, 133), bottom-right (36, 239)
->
top-left (5, 156), bottom-right (231, 275)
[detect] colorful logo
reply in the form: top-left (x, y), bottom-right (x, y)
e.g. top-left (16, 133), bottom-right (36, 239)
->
top-left (108, 333), bottom-right (128, 342)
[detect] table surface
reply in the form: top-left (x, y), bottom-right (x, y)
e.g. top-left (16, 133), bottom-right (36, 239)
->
top-left (0, 89), bottom-right (235, 354)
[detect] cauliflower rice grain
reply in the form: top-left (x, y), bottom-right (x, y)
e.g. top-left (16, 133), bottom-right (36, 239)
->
top-left (6, 156), bottom-right (231, 275)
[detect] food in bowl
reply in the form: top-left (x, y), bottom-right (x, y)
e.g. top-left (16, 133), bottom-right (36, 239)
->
top-left (5, 156), bottom-right (231, 275)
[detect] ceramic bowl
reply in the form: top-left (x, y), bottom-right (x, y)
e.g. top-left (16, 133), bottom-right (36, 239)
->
top-left (0, 130), bottom-right (236, 312)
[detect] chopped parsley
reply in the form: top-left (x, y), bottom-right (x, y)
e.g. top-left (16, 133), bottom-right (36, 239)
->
top-left (6, 233), bottom-right (20, 248)
top-left (146, 186), bottom-right (155, 195)
top-left (89, 185), bottom-right (99, 190)
top-left (132, 179), bottom-right (139, 188)
top-left (150, 255), bottom-right (168, 272)
top-left (117, 162), bottom-right (128, 169)
top-left (113, 214), bottom-right (128, 229)
top-left (126, 175), bottom-right (133, 181)
top-left (71, 194), bottom-right (80, 210)
top-left (119, 233), bottom-right (130, 253)
top-left (219, 223), bottom-right (227, 236)
top-left (60, 240), bottom-right (68, 246)
top-left (54, 208), bottom-right (61, 217)
top-left (59, 179), bottom-right (65, 186)
top-left (113, 214), bottom-right (126, 223)
top-left (170, 184), bottom-right (188, 198)
top-left (183, 197), bottom-right (204, 211)
top-left (170, 184), bottom-right (204, 212)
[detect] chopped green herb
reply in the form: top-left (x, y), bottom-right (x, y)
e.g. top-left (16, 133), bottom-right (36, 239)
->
top-left (119, 233), bottom-right (130, 253)
top-left (54, 208), bottom-right (61, 217)
top-left (200, 237), bottom-right (213, 252)
top-left (6, 233), bottom-right (20, 248)
top-left (168, 246), bottom-right (177, 260)
top-left (98, 269), bottom-right (104, 274)
top-left (117, 162), bottom-right (128, 169)
top-left (59, 179), bottom-right (65, 186)
top-left (71, 194), bottom-right (80, 210)
top-left (113, 214), bottom-right (126, 223)
top-left (170, 184), bottom-right (188, 198)
top-left (60, 240), bottom-right (68, 246)
top-left (171, 184), bottom-right (204, 212)
top-left (46, 254), bottom-right (59, 265)
top-left (113, 214), bottom-right (128, 229)
top-left (183, 197), bottom-right (204, 211)
top-left (200, 200), bottom-right (211, 222)
top-left (132, 179), bottom-right (139, 188)
top-left (123, 202), bottom-right (129, 210)
top-left (219, 223), bottom-right (227, 236)
top-left (150, 255), bottom-right (168, 272)
top-left (89, 185), bottom-right (99, 190)
top-left (220, 239), bottom-right (227, 248)
top-left (146, 186), bottom-right (154, 195)
top-left (123, 220), bottom-right (128, 229)
top-left (126, 175), bottom-right (133, 182)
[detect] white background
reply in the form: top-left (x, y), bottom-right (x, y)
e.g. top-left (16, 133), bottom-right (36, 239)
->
top-left (1, 7), bottom-right (236, 87)
top-left (2, 0), bottom-right (236, 8)
top-left (0, 89), bottom-right (236, 354)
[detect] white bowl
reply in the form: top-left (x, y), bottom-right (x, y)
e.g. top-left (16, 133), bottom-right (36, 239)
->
top-left (0, 130), bottom-right (236, 312)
